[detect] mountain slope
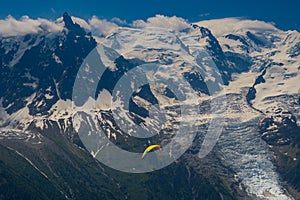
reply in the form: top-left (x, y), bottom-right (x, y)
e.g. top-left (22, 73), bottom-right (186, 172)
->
top-left (0, 14), bottom-right (299, 199)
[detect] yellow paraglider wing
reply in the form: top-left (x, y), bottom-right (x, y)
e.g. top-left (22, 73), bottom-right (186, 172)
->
top-left (141, 144), bottom-right (162, 159)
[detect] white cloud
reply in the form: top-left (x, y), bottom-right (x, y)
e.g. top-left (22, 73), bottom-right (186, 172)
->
top-left (37, 18), bottom-right (63, 33)
top-left (132, 14), bottom-right (189, 31)
top-left (0, 15), bottom-right (63, 37)
top-left (71, 16), bottom-right (91, 31)
top-left (111, 17), bottom-right (127, 26)
top-left (0, 15), bottom-right (120, 38)
top-left (0, 15), bottom-right (283, 39)
top-left (195, 18), bottom-right (281, 37)
top-left (89, 16), bottom-right (119, 36)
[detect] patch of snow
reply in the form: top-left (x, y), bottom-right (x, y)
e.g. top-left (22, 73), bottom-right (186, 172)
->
top-left (45, 93), bottom-right (54, 100)
top-left (52, 53), bottom-right (62, 64)
top-left (0, 98), bottom-right (10, 126)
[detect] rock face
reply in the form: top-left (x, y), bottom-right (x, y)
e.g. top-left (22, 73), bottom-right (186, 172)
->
top-left (0, 12), bottom-right (97, 116)
top-left (0, 13), bottom-right (299, 199)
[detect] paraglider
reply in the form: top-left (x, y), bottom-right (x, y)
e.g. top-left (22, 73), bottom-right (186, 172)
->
top-left (141, 144), bottom-right (162, 159)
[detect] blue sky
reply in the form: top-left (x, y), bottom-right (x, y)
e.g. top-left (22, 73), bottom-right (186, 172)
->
top-left (1, 0), bottom-right (299, 31)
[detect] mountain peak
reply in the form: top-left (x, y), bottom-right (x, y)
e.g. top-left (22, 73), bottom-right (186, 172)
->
top-left (61, 12), bottom-right (91, 38)
top-left (62, 12), bottom-right (75, 29)
top-left (63, 11), bottom-right (70, 17)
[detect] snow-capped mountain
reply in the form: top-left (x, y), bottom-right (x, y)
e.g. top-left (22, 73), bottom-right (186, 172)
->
top-left (0, 13), bottom-right (299, 199)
